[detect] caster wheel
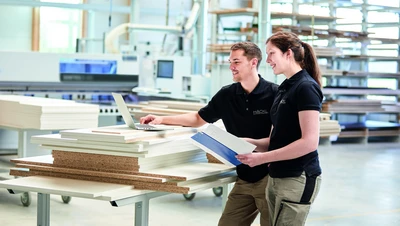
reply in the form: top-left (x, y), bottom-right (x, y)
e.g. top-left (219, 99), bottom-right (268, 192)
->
top-left (183, 193), bottom-right (196, 201)
top-left (61, 196), bottom-right (72, 204)
top-left (213, 187), bottom-right (223, 197)
top-left (21, 192), bottom-right (31, 207)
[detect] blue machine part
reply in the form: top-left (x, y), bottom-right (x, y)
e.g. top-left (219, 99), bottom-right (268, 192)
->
top-left (62, 94), bottom-right (72, 100)
top-left (60, 59), bottom-right (117, 74)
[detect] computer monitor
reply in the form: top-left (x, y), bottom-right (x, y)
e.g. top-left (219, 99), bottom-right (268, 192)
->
top-left (156, 60), bottom-right (174, 79)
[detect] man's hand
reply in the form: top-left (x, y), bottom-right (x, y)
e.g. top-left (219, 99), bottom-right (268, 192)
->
top-left (140, 114), bottom-right (162, 125)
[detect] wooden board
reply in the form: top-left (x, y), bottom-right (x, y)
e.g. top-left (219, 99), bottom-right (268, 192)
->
top-left (145, 100), bottom-right (206, 111)
top-left (31, 134), bottom-right (145, 152)
top-left (32, 134), bottom-right (199, 155)
top-left (10, 169), bottom-right (236, 194)
top-left (0, 175), bottom-right (134, 199)
top-left (141, 163), bottom-right (235, 181)
top-left (39, 141), bottom-right (201, 158)
top-left (10, 156), bottom-right (235, 181)
top-left (10, 155), bottom-right (53, 166)
top-left (50, 149), bottom-right (207, 172)
top-left (15, 164), bottom-right (167, 183)
top-left (60, 125), bottom-right (202, 143)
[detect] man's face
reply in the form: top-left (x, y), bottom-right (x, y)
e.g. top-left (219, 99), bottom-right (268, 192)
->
top-left (228, 49), bottom-right (253, 82)
top-left (266, 42), bottom-right (286, 75)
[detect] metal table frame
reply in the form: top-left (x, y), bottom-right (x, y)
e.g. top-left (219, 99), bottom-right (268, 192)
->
top-left (3, 178), bottom-right (231, 226)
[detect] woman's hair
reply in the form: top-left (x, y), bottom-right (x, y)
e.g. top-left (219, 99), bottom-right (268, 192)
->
top-left (266, 31), bottom-right (321, 87)
top-left (230, 42), bottom-right (262, 69)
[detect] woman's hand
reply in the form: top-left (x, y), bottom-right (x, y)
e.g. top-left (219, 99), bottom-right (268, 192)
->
top-left (236, 152), bottom-right (265, 167)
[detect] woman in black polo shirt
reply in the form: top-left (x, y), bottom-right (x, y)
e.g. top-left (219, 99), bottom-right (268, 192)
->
top-left (236, 31), bottom-right (323, 226)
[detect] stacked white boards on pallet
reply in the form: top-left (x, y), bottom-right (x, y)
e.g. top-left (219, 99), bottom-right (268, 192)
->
top-left (0, 95), bottom-right (99, 130)
top-left (11, 124), bottom-right (237, 194)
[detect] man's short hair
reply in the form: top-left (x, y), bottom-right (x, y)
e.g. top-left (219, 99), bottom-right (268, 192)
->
top-left (230, 42), bottom-right (262, 69)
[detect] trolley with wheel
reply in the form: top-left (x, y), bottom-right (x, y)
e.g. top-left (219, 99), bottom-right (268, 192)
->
top-left (13, 191), bottom-right (71, 207)
top-left (182, 186), bottom-right (223, 200)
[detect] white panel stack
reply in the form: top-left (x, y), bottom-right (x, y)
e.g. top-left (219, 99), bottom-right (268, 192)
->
top-left (0, 95), bottom-right (99, 130)
top-left (11, 124), bottom-right (236, 194)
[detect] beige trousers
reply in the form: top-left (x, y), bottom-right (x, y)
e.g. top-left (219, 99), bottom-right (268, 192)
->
top-left (267, 173), bottom-right (322, 226)
top-left (218, 175), bottom-right (270, 226)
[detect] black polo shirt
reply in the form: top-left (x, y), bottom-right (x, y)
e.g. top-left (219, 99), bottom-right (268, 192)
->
top-left (268, 69), bottom-right (323, 178)
top-left (199, 75), bottom-right (278, 183)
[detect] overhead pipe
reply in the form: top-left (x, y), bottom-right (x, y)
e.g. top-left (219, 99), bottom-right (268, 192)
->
top-left (105, 2), bottom-right (200, 54)
top-left (105, 23), bottom-right (182, 53)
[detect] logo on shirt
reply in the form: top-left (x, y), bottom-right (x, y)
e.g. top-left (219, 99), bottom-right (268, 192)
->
top-left (280, 99), bottom-right (286, 104)
top-left (253, 109), bottom-right (269, 115)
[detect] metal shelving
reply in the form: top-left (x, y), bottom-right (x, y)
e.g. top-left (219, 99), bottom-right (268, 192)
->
top-left (208, 0), bottom-right (400, 142)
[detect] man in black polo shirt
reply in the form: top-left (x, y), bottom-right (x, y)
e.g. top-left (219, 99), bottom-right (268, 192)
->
top-left (140, 42), bottom-right (278, 226)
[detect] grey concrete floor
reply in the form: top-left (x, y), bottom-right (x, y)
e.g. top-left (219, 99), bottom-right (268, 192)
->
top-left (1, 142), bottom-right (400, 226)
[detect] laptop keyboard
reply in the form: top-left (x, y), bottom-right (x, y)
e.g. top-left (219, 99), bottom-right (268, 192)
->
top-left (135, 124), bottom-right (157, 130)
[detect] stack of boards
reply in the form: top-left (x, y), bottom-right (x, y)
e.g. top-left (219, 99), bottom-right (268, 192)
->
top-left (323, 99), bottom-right (400, 113)
top-left (127, 100), bottom-right (206, 120)
top-left (319, 113), bottom-right (341, 138)
top-left (0, 95), bottom-right (99, 130)
top-left (323, 99), bottom-right (386, 113)
top-left (10, 124), bottom-right (237, 194)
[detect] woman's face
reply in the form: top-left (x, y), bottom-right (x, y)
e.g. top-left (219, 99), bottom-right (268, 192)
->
top-left (266, 42), bottom-right (287, 75)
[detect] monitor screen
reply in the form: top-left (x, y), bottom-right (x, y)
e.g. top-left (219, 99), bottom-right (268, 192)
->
top-left (157, 60), bottom-right (174, 79)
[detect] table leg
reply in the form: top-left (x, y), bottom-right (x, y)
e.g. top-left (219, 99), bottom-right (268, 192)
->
top-left (221, 183), bottom-right (233, 211)
top-left (109, 192), bottom-right (167, 226)
top-left (18, 130), bottom-right (52, 158)
top-left (17, 130), bottom-right (28, 158)
top-left (135, 199), bottom-right (149, 226)
top-left (37, 193), bottom-right (50, 226)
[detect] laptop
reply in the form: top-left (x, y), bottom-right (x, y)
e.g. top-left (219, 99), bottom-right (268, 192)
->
top-left (112, 93), bottom-right (173, 131)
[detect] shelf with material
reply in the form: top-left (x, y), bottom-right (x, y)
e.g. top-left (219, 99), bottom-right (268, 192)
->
top-left (336, 22), bottom-right (400, 29)
top-left (298, 0), bottom-right (400, 13)
top-left (323, 110), bottom-right (400, 114)
top-left (273, 25), bottom-right (370, 40)
top-left (318, 54), bottom-right (400, 61)
top-left (336, 120), bottom-right (400, 140)
top-left (292, 0), bottom-right (400, 143)
top-left (322, 70), bottom-right (400, 79)
top-left (337, 130), bottom-right (368, 138)
top-left (209, 8), bottom-right (258, 16)
top-left (334, 55), bottom-right (400, 62)
top-left (209, 8), bottom-right (338, 23)
top-left (323, 88), bottom-right (400, 96)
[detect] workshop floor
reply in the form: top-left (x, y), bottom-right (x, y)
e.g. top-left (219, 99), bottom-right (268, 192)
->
top-left (1, 142), bottom-right (400, 226)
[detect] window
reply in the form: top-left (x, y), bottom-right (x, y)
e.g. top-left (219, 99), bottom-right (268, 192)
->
top-left (40, 0), bottom-right (82, 53)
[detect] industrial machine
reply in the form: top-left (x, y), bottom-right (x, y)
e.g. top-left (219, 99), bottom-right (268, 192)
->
top-left (0, 51), bottom-right (139, 152)
top-left (138, 55), bottom-right (210, 98)
top-left (0, 51), bottom-right (139, 95)
top-left (0, 52), bottom-right (210, 153)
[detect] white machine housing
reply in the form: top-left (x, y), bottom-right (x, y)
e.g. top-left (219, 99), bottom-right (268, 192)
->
top-left (0, 51), bottom-right (139, 82)
top-left (182, 74), bottom-right (210, 98)
top-left (139, 56), bottom-right (192, 96)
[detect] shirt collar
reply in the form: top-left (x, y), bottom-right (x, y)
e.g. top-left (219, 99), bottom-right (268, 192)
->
top-left (279, 69), bottom-right (307, 90)
top-left (236, 74), bottom-right (264, 95)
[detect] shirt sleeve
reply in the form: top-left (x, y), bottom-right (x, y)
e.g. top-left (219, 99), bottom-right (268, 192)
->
top-left (296, 81), bottom-right (323, 112)
top-left (198, 88), bottom-right (225, 123)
